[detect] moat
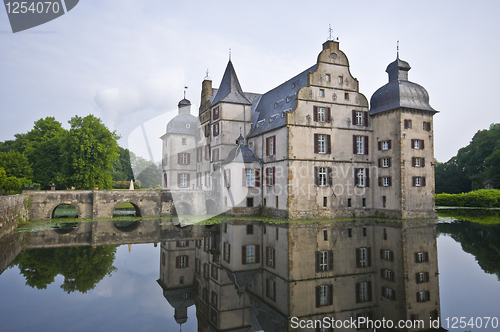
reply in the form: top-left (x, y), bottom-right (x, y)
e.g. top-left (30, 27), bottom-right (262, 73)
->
top-left (1, 213), bottom-right (499, 332)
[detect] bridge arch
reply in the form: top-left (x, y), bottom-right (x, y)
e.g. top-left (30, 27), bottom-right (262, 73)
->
top-left (112, 220), bottom-right (141, 232)
top-left (112, 201), bottom-right (142, 217)
top-left (50, 202), bottom-right (80, 219)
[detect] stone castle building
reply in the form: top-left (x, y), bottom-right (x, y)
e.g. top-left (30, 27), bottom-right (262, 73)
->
top-left (161, 39), bottom-right (438, 219)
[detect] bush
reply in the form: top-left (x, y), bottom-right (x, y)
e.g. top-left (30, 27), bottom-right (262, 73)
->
top-left (112, 181), bottom-right (141, 189)
top-left (436, 189), bottom-right (500, 208)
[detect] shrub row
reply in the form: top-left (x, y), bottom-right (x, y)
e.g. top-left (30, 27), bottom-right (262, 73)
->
top-left (112, 180), bottom-right (141, 189)
top-left (436, 189), bottom-right (500, 208)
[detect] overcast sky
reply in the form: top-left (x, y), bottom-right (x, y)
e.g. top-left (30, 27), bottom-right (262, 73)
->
top-left (1, 0), bottom-right (499, 162)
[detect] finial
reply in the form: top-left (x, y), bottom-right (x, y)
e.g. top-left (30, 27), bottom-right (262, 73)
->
top-left (328, 24), bottom-right (333, 41)
top-left (204, 69), bottom-right (210, 80)
top-left (240, 127), bottom-right (242, 135)
top-left (229, 48), bottom-right (231, 61)
top-left (397, 40), bottom-right (399, 59)
top-left (184, 85), bottom-right (188, 99)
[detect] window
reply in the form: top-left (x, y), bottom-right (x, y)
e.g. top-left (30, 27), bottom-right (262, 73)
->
top-left (197, 147), bottom-right (202, 162)
top-left (416, 272), bottom-right (430, 283)
top-left (246, 224), bottom-right (254, 234)
top-left (313, 106), bottom-right (331, 123)
top-left (357, 312), bottom-right (373, 329)
top-left (179, 173), bottom-right (188, 188)
top-left (344, 92), bottom-right (349, 100)
top-left (381, 249), bottom-right (394, 261)
top-left (316, 250), bottom-right (333, 272)
top-left (404, 119), bottom-right (412, 129)
top-left (243, 168), bottom-right (259, 188)
top-left (352, 110), bottom-right (368, 126)
top-left (325, 74), bottom-right (331, 82)
top-left (323, 230), bottom-right (328, 241)
top-left (211, 291), bottom-right (218, 307)
top-left (266, 278), bottom-right (276, 301)
top-left (275, 195), bottom-right (279, 208)
top-left (353, 135), bottom-right (368, 155)
top-left (314, 134), bottom-right (331, 154)
top-left (316, 284), bottom-right (333, 307)
top-left (417, 291), bottom-right (430, 302)
top-left (382, 286), bottom-right (396, 300)
top-left (178, 153), bottom-right (189, 165)
top-left (314, 166), bottom-right (332, 187)
top-left (383, 196), bottom-right (386, 208)
top-left (382, 269), bottom-right (394, 281)
top-left (379, 176), bottom-right (392, 187)
top-left (381, 157), bottom-right (391, 168)
top-left (212, 122), bottom-right (220, 136)
top-left (412, 157), bottom-right (425, 167)
top-left (356, 281), bottom-right (372, 303)
top-left (323, 196), bottom-right (327, 207)
top-left (182, 138), bottom-right (186, 145)
top-left (415, 251), bottom-right (429, 263)
top-left (348, 227), bottom-right (352, 237)
top-left (354, 168), bottom-right (369, 188)
top-left (412, 176), bottom-right (426, 187)
top-left (242, 245), bottom-right (260, 264)
top-left (363, 227), bottom-right (367, 236)
top-left (411, 139), bottom-right (425, 149)
top-left (223, 242), bottom-right (230, 263)
top-left (347, 199), bottom-right (352, 208)
top-left (266, 167), bottom-right (275, 186)
top-left (210, 309), bottom-right (218, 324)
top-left (380, 140), bottom-right (391, 150)
top-left (276, 227), bottom-right (279, 241)
top-left (211, 264), bottom-right (218, 280)
top-left (318, 107), bottom-right (326, 121)
top-left (212, 148), bottom-right (219, 162)
top-left (423, 121), bottom-right (431, 131)
top-left (339, 76), bottom-right (343, 84)
top-left (356, 111), bottom-right (363, 125)
top-left (177, 240), bottom-right (188, 247)
top-left (356, 247), bottom-right (371, 267)
top-left (319, 89), bottom-right (325, 97)
top-left (362, 198), bottom-right (366, 207)
top-left (176, 255), bottom-right (188, 268)
top-left (266, 247), bottom-right (275, 268)
top-left (247, 197), bottom-right (254, 207)
top-left (266, 135), bottom-right (276, 156)
top-left (213, 106), bottom-right (220, 120)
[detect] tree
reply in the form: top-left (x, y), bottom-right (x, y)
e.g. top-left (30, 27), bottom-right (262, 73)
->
top-left (23, 117), bottom-right (66, 190)
top-left (130, 152), bottom-right (161, 188)
top-left (112, 147), bottom-right (134, 182)
top-left (14, 245), bottom-right (117, 293)
top-left (435, 157), bottom-right (471, 194)
top-left (61, 115), bottom-right (119, 190)
top-left (0, 150), bottom-right (32, 179)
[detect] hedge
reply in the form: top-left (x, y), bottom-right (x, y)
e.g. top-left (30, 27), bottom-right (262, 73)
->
top-left (435, 189), bottom-right (500, 208)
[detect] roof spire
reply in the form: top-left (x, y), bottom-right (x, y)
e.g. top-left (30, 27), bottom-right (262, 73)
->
top-left (397, 40), bottom-right (399, 59)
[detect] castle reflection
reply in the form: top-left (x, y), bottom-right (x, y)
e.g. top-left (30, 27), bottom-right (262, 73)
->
top-left (158, 220), bottom-right (443, 332)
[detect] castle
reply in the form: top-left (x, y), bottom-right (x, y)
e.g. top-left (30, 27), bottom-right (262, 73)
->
top-left (161, 39), bottom-right (438, 219)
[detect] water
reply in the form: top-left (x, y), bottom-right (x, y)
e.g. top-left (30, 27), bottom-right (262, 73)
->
top-left (0, 214), bottom-right (499, 332)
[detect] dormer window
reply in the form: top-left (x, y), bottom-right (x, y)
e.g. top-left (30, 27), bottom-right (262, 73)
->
top-left (274, 102), bottom-right (279, 109)
top-left (257, 120), bottom-right (265, 128)
top-left (269, 114), bottom-right (279, 123)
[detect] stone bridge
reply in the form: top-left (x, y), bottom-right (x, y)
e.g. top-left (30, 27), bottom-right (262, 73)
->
top-left (27, 190), bottom-right (177, 220)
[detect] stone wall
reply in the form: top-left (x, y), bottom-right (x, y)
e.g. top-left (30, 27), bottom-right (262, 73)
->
top-left (0, 194), bottom-right (29, 239)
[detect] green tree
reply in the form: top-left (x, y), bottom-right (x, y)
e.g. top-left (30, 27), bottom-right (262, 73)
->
top-left (130, 152), bottom-right (161, 188)
top-left (112, 147), bottom-right (134, 182)
top-left (61, 115), bottom-right (119, 190)
top-left (13, 245), bottom-right (117, 293)
top-left (23, 117), bottom-right (66, 190)
top-left (0, 150), bottom-right (32, 179)
top-left (435, 156), bottom-right (471, 194)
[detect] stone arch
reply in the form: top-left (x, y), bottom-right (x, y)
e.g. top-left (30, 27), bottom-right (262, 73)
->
top-left (112, 201), bottom-right (142, 217)
top-left (205, 199), bottom-right (218, 215)
top-left (175, 202), bottom-right (192, 215)
top-left (50, 202), bottom-right (80, 219)
top-left (53, 222), bottom-right (79, 234)
top-left (112, 220), bottom-right (141, 232)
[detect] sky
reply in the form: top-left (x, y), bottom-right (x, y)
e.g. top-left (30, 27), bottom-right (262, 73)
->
top-left (1, 0), bottom-right (500, 162)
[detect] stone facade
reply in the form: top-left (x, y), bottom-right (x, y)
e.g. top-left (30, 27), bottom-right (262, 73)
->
top-left (162, 39), bottom-right (438, 219)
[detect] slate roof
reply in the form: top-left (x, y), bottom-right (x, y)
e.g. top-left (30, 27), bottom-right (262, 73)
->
top-left (211, 60), bottom-right (252, 106)
top-left (164, 113), bottom-right (198, 135)
top-left (370, 57), bottom-right (437, 115)
top-left (222, 141), bottom-right (261, 165)
top-left (247, 64), bottom-right (317, 138)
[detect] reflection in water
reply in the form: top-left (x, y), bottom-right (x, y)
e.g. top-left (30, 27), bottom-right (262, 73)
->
top-left (158, 220), bottom-right (444, 331)
top-left (0, 218), bottom-right (450, 331)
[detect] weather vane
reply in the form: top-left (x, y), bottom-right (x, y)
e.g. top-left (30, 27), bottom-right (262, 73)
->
top-left (327, 24), bottom-right (338, 41)
top-left (397, 40), bottom-right (400, 59)
top-left (184, 85), bottom-right (188, 99)
top-left (229, 48), bottom-right (231, 61)
top-left (204, 69), bottom-right (210, 80)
